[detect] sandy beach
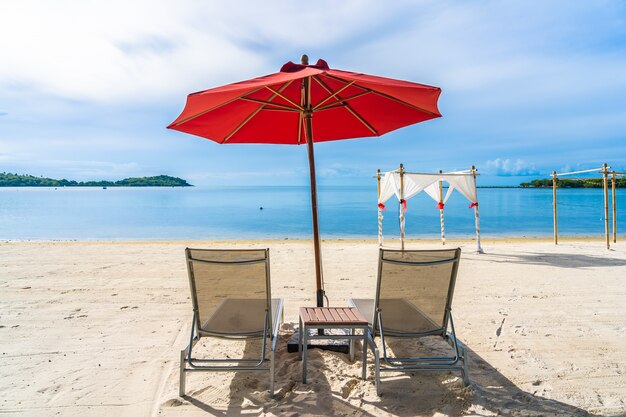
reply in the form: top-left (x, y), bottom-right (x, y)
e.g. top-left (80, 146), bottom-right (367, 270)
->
top-left (1, 239), bottom-right (625, 416)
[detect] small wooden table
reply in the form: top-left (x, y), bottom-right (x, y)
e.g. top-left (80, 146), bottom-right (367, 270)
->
top-left (298, 307), bottom-right (370, 384)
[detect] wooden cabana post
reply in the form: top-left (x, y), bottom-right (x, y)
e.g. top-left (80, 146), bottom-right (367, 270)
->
top-left (552, 171), bottom-right (558, 245)
top-left (377, 169), bottom-right (383, 246)
top-left (603, 163), bottom-right (610, 250)
top-left (438, 169), bottom-right (445, 245)
top-left (399, 163), bottom-right (405, 250)
top-left (471, 165), bottom-right (484, 253)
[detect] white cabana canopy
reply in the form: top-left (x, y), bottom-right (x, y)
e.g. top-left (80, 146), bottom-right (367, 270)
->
top-left (376, 165), bottom-right (483, 253)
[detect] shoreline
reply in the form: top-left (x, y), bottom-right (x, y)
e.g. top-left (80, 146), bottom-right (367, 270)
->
top-left (1, 235), bottom-right (623, 244)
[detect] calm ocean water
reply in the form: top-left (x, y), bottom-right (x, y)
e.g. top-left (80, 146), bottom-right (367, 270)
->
top-left (0, 186), bottom-right (622, 240)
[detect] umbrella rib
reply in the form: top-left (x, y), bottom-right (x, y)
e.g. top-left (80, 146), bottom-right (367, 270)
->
top-left (259, 108), bottom-right (299, 112)
top-left (312, 81), bottom-right (356, 110)
top-left (222, 106), bottom-right (266, 143)
top-left (264, 86), bottom-right (303, 111)
top-left (170, 86), bottom-right (265, 127)
top-left (223, 81), bottom-right (294, 143)
top-left (239, 97), bottom-right (300, 112)
top-left (313, 76), bottom-right (377, 135)
top-left (323, 73), bottom-right (439, 116)
top-left (314, 91), bottom-right (371, 111)
top-left (344, 103), bottom-right (378, 135)
top-left (297, 111), bottom-right (303, 145)
top-left (312, 75), bottom-right (334, 95)
top-left (312, 76), bottom-right (371, 110)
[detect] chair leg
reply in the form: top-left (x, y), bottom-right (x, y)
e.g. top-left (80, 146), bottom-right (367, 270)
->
top-left (374, 344), bottom-right (381, 396)
top-left (270, 349), bottom-right (275, 397)
top-left (367, 335), bottom-right (381, 396)
top-left (179, 348), bottom-right (187, 397)
top-left (461, 345), bottom-right (470, 386)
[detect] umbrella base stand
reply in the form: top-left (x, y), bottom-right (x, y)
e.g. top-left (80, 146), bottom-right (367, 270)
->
top-left (286, 328), bottom-right (350, 354)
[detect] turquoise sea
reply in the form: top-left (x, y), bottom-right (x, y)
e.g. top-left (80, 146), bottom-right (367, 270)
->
top-left (0, 186), bottom-right (622, 240)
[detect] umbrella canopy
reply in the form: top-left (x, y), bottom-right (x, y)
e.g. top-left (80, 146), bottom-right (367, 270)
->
top-left (168, 57), bottom-right (442, 306)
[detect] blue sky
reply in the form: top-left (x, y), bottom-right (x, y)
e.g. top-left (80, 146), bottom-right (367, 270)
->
top-left (1, 1), bottom-right (625, 186)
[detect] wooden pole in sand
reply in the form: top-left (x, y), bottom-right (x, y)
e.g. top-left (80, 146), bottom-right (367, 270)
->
top-left (471, 165), bottom-right (484, 253)
top-left (612, 172), bottom-right (617, 243)
top-left (377, 169), bottom-right (383, 246)
top-left (552, 171), bottom-right (558, 245)
top-left (399, 163), bottom-right (405, 250)
top-left (603, 163), bottom-right (610, 249)
top-left (301, 60), bottom-right (325, 307)
top-left (438, 170), bottom-right (445, 245)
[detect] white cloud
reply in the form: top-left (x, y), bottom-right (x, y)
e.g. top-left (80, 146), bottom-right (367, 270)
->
top-left (0, 0), bottom-right (402, 104)
top-left (485, 158), bottom-right (540, 176)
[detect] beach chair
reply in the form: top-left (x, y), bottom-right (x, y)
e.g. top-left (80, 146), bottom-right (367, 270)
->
top-left (349, 248), bottom-right (469, 395)
top-left (179, 248), bottom-right (284, 397)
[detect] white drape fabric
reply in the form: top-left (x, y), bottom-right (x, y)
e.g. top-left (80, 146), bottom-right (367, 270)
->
top-left (377, 169), bottom-right (483, 252)
top-left (445, 175), bottom-right (477, 205)
top-left (402, 174), bottom-right (441, 200)
top-left (378, 172), bottom-right (400, 204)
top-left (378, 173), bottom-right (442, 247)
top-left (423, 181), bottom-right (448, 244)
top-left (377, 172), bottom-right (401, 246)
top-left (444, 174), bottom-right (483, 252)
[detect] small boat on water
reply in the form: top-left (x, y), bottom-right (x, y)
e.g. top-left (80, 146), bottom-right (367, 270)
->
top-left (102, 186), bottom-right (107, 190)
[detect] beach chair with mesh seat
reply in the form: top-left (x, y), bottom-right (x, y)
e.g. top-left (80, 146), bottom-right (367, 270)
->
top-left (349, 248), bottom-right (469, 395)
top-left (179, 248), bottom-right (284, 397)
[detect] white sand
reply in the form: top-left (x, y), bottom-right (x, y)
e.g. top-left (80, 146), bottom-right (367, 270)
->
top-left (1, 239), bottom-right (625, 416)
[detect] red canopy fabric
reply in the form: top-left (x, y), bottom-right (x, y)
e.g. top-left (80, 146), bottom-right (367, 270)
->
top-left (167, 60), bottom-right (441, 144)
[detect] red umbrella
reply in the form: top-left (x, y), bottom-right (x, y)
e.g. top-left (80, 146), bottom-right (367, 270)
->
top-left (168, 56), bottom-right (441, 307)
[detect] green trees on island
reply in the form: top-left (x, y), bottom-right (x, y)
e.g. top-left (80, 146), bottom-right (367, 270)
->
top-left (0, 173), bottom-right (191, 187)
top-left (2, 172), bottom-right (622, 189)
top-left (520, 178), bottom-right (626, 188)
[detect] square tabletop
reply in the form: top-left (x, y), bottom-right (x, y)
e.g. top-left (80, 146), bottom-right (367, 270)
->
top-left (300, 307), bottom-right (368, 326)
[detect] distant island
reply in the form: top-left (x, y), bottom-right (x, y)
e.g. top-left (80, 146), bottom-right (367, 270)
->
top-left (520, 178), bottom-right (625, 188)
top-left (0, 173), bottom-right (191, 187)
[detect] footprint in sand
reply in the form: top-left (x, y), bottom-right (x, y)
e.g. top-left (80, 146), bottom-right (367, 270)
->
top-left (161, 398), bottom-right (184, 407)
top-left (341, 378), bottom-right (359, 399)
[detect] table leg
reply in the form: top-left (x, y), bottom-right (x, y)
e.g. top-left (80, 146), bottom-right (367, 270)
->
top-left (361, 327), bottom-right (368, 380)
top-left (349, 328), bottom-right (355, 362)
top-left (302, 323), bottom-right (308, 384)
top-left (298, 316), bottom-right (303, 361)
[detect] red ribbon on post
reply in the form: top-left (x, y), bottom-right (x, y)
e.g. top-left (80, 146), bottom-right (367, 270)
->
top-left (436, 202), bottom-right (444, 210)
top-left (469, 202), bottom-right (478, 208)
top-left (377, 203), bottom-right (386, 211)
top-left (400, 199), bottom-right (407, 212)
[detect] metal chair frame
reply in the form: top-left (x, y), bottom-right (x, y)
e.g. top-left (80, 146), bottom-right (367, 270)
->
top-left (352, 248), bottom-right (469, 396)
top-left (179, 248), bottom-right (284, 397)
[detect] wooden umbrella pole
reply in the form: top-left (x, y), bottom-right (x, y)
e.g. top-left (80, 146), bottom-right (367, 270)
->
top-left (399, 163), bottom-right (405, 250)
top-left (552, 171), bottom-right (558, 245)
top-left (377, 169), bottom-right (383, 246)
top-left (471, 165), bottom-right (484, 253)
top-left (302, 75), bottom-right (325, 307)
top-left (603, 163), bottom-right (610, 250)
top-left (438, 170), bottom-right (445, 245)
top-left (612, 172), bottom-right (617, 243)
